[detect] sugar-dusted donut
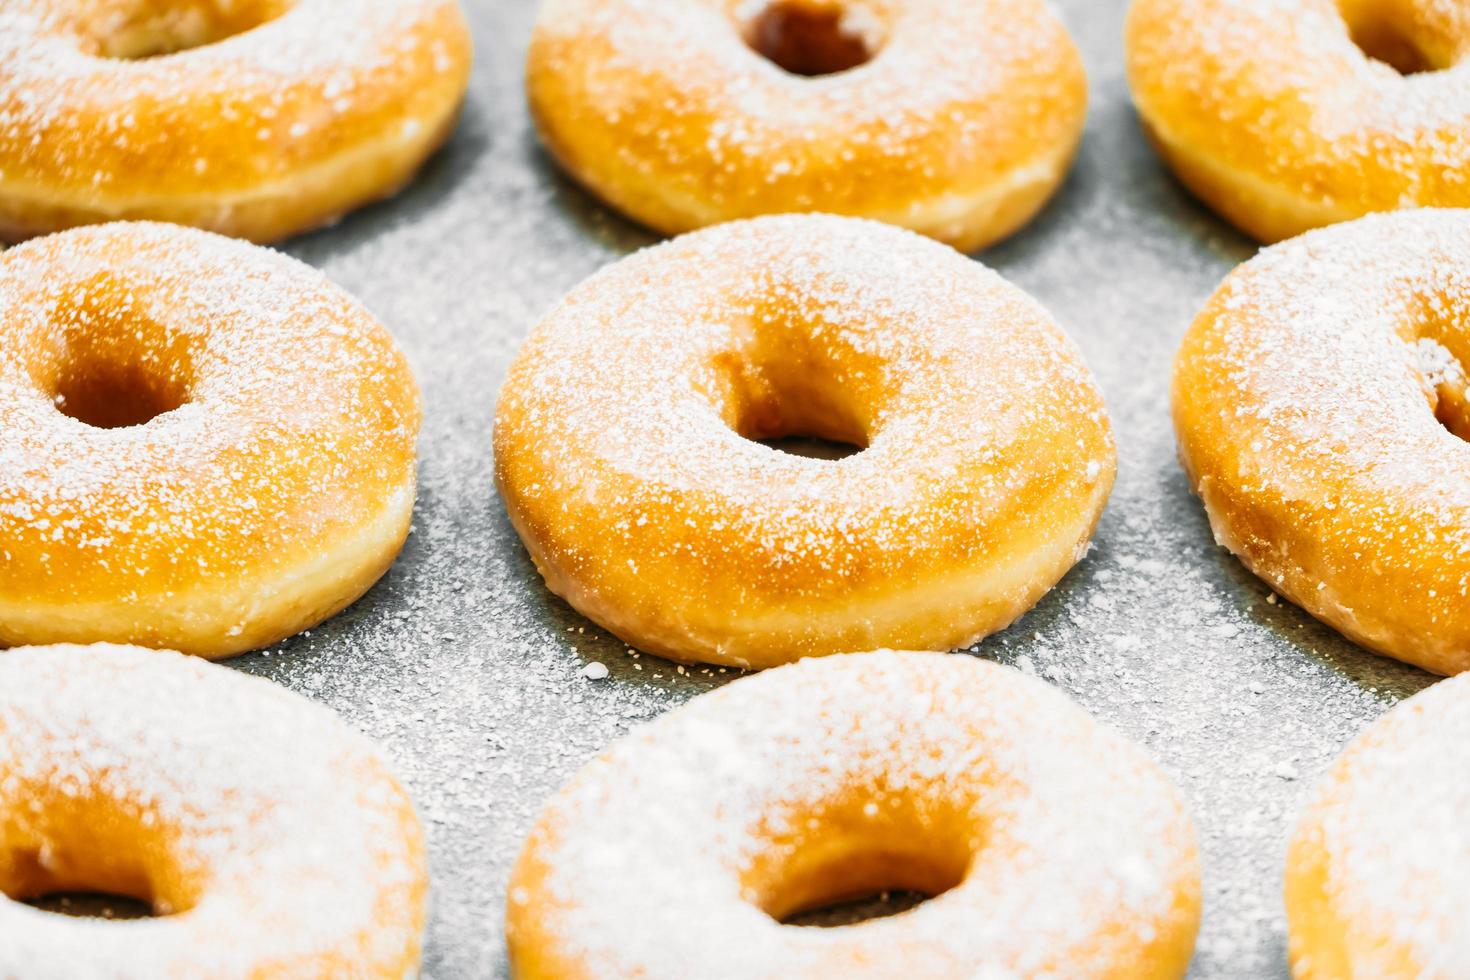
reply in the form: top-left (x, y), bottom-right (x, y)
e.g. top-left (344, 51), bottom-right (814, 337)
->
top-left (0, 222), bottom-right (421, 658)
top-left (507, 651), bottom-right (1202, 978)
top-left (0, 0), bottom-right (472, 243)
top-left (526, 0), bottom-right (1087, 251)
top-left (1173, 209), bottom-right (1470, 675)
top-left (1287, 672), bottom-right (1470, 977)
top-left (0, 643), bottom-right (427, 977)
top-left (494, 215), bottom-right (1115, 668)
top-left (1126, 0), bottom-right (1470, 242)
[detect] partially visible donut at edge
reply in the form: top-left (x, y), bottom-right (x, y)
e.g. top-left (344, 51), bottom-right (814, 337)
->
top-left (526, 0), bottom-right (1087, 251)
top-left (0, 222), bottom-right (422, 658)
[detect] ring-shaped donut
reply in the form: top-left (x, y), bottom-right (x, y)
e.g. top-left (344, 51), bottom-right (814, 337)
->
top-left (494, 215), bottom-right (1115, 668)
top-left (0, 222), bottom-right (421, 658)
top-left (507, 651), bottom-right (1202, 978)
top-left (0, 643), bottom-right (427, 977)
top-left (1127, 0), bottom-right (1470, 242)
top-left (1173, 209), bottom-right (1470, 675)
top-left (1287, 672), bottom-right (1470, 977)
top-left (0, 0), bottom-right (473, 242)
top-left (527, 0), bottom-right (1087, 251)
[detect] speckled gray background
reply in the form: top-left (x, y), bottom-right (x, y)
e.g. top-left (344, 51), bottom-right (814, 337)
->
top-left (228, 1), bottom-right (1435, 976)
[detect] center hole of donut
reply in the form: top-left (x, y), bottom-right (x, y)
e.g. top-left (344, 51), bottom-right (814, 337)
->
top-left (88, 1), bottom-right (292, 59)
top-left (53, 361), bottom-right (189, 430)
top-left (23, 891), bottom-right (157, 920)
top-left (745, 2), bottom-right (876, 77)
top-left (749, 805), bottom-right (972, 928)
top-left (1343, 10), bottom-right (1443, 74)
top-left (781, 888), bottom-right (933, 927)
top-left (757, 434), bottom-right (865, 460)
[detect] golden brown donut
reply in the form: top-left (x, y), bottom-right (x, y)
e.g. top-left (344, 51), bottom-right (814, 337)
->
top-left (0, 222), bottom-right (421, 658)
top-left (1286, 672), bottom-right (1470, 977)
top-left (0, 0), bottom-right (472, 243)
top-left (494, 215), bottom-right (1116, 669)
top-left (526, 0), bottom-right (1087, 251)
top-left (0, 643), bottom-right (427, 978)
top-left (507, 651), bottom-right (1202, 979)
top-left (1173, 209), bottom-right (1470, 675)
top-left (1127, 0), bottom-right (1470, 243)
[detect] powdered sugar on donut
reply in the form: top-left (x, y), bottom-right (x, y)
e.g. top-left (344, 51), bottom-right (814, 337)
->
top-left (0, 222), bottom-right (419, 604)
top-left (1290, 671), bottom-right (1470, 976)
top-left (508, 651), bottom-right (1200, 977)
top-left (0, 643), bottom-right (425, 979)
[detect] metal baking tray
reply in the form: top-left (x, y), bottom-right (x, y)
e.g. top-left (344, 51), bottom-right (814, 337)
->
top-left (229, 1), bottom-right (1434, 975)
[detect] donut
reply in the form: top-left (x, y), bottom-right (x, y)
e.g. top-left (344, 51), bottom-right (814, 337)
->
top-left (494, 215), bottom-right (1115, 668)
top-left (0, 0), bottom-right (473, 243)
top-left (1126, 0), bottom-right (1470, 243)
top-left (525, 0), bottom-right (1087, 251)
top-left (507, 650), bottom-right (1202, 979)
top-left (1172, 209), bottom-right (1470, 675)
top-left (1286, 672), bottom-right (1470, 977)
top-left (0, 643), bottom-right (427, 976)
top-left (0, 222), bottom-right (421, 658)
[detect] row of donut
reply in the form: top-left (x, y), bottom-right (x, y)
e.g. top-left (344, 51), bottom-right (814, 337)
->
top-left (8, 634), bottom-right (1467, 977)
top-left (1, 0), bottom-right (1462, 249)
top-left (5, 202), bottom-right (1462, 676)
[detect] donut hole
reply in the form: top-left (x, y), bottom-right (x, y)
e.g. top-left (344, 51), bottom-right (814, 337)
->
top-left (24, 891), bottom-right (157, 920)
top-left (53, 359), bottom-right (191, 430)
top-left (743, 1), bottom-right (878, 77)
top-left (716, 353), bottom-right (873, 460)
top-left (742, 798), bottom-right (973, 927)
top-left (1339, 4), bottom-right (1448, 74)
top-left (79, 0), bottom-right (293, 59)
top-left (757, 434), bottom-right (865, 460)
top-left (1, 793), bottom-right (197, 919)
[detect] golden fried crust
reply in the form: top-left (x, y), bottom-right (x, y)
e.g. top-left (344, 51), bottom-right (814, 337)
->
top-left (1286, 674), bottom-right (1470, 978)
top-left (1126, 0), bottom-right (1470, 243)
top-left (0, 644), bottom-right (428, 977)
top-left (0, 0), bottom-right (473, 243)
top-left (1172, 209), bottom-right (1470, 675)
top-left (526, 0), bottom-right (1086, 252)
top-left (494, 215), bottom-right (1115, 669)
top-left (0, 222), bottom-right (422, 658)
top-left (507, 652), bottom-right (1200, 979)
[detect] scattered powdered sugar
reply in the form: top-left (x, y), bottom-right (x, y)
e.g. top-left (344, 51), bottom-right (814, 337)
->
top-left (1291, 671), bottom-right (1470, 976)
top-left (0, 644), bottom-right (425, 978)
top-left (0, 221), bottom-right (419, 603)
top-left (510, 651), bottom-right (1198, 977)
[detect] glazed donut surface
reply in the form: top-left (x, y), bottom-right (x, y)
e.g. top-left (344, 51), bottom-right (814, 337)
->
top-left (0, 222), bottom-right (421, 658)
top-left (494, 215), bottom-right (1115, 668)
top-left (1287, 672), bottom-right (1470, 978)
top-left (0, 643), bottom-right (427, 979)
top-left (1173, 209), bottom-right (1470, 675)
top-left (507, 650), bottom-right (1201, 979)
top-left (0, 0), bottom-right (472, 242)
top-left (527, 0), bottom-right (1087, 251)
top-left (1127, 0), bottom-right (1470, 242)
